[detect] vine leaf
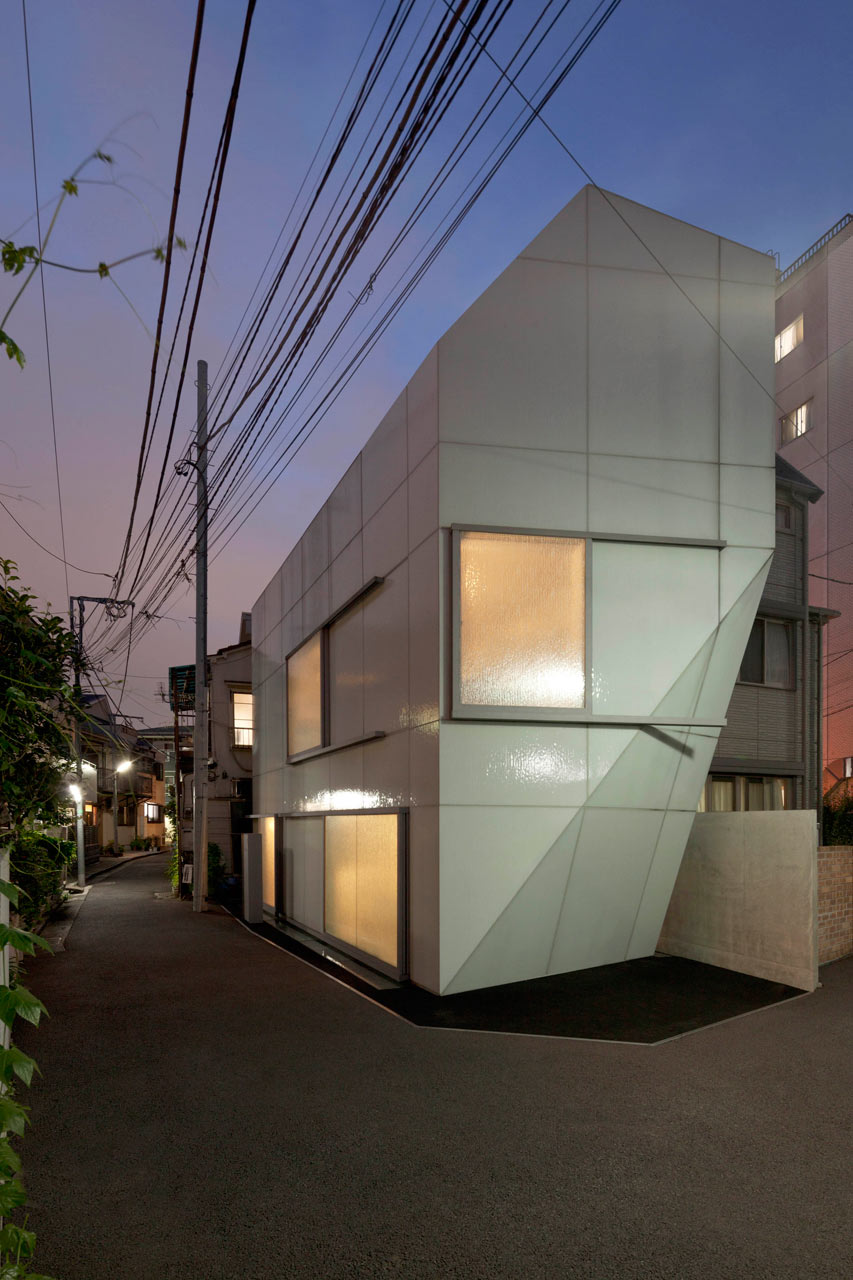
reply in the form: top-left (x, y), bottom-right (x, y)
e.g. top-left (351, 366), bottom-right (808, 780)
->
top-left (0, 984), bottom-right (48, 1030)
top-left (0, 925), bottom-right (52, 956)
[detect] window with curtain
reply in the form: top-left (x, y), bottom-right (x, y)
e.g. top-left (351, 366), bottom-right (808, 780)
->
top-left (231, 689), bottom-right (254, 747)
top-left (774, 314), bottom-right (803, 362)
top-left (456, 529), bottom-right (586, 713)
top-left (779, 400), bottom-right (811, 443)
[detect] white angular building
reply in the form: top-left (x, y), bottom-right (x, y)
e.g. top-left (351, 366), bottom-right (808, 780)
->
top-left (251, 186), bottom-right (777, 995)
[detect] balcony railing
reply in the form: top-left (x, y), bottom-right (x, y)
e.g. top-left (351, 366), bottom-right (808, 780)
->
top-left (96, 767), bottom-right (153, 798)
top-left (779, 214), bottom-right (853, 282)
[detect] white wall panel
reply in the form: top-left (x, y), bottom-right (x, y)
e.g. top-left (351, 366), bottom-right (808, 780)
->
top-left (588, 455), bottom-right (718, 539)
top-left (439, 444), bottom-right (587, 531)
top-left (328, 606), bottom-right (364, 745)
top-left (330, 533), bottom-right (363, 614)
top-left (720, 237), bottom-right (777, 287)
top-left (591, 543), bottom-right (719, 715)
top-left (301, 570), bottom-right (330, 637)
top-left (588, 268), bottom-right (719, 462)
top-left (363, 568), bottom-right (409, 735)
top-left (408, 446), bottom-right (438, 553)
top-left (407, 347), bottom-right (437, 472)
top-left (362, 392), bottom-right (407, 520)
top-left (586, 726), bottom-right (688, 811)
top-left (363, 482), bottom-right (408, 580)
top-left (590, 189), bottom-right (720, 278)
top-left (409, 720), bottom-right (438, 807)
top-left (626, 809), bottom-right (696, 959)
top-left (548, 807), bottom-right (663, 973)
top-left (720, 281), bottom-right (776, 467)
top-left (440, 724), bottom-right (586, 807)
top-left (439, 804), bottom-right (580, 991)
top-left (719, 463), bottom-right (776, 548)
top-left (519, 193), bottom-right (586, 264)
top-left (408, 804), bottom-right (439, 993)
top-left (328, 457), bottom-right (362, 559)
top-left (438, 258), bottom-right (587, 452)
top-left (408, 534), bottom-right (439, 728)
top-left (362, 731), bottom-right (410, 809)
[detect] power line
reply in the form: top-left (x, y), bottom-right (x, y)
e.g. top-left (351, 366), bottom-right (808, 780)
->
top-left (0, 497), bottom-right (111, 575)
top-left (21, 0), bottom-right (71, 614)
top-left (113, 0), bottom-right (207, 591)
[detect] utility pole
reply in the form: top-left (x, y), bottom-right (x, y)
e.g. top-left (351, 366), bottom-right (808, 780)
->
top-left (69, 595), bottom-right (134, 886)
top-left (178, 359), bottom-right (209, 912)
top-left (170, 667), bottom-right (184, 895)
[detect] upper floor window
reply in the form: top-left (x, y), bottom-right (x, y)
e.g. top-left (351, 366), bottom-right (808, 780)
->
top-left (780, 400), bottom-right (812, 444)
top-left (454, 529), bottom-right (586, 717)
top-left (697, 775), bottom-right (790, 812)
top-left (231, 689), bottom-right (254, 748)
top-left (287, 633), bottom-right (323, 756)
top-left (774, 314), bottom-right (803, 362)
top-left (775, 503), bottom-right (791, 531)
top-left (739, 618), bottom-right (793, 688)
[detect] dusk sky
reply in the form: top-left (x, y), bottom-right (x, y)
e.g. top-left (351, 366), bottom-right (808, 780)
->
top-left (2, 0), bottom-right (851, 727)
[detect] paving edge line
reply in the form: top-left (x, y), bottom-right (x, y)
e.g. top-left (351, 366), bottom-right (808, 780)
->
top-left (34, 852), bottom-right (169, 952)
top-left (224, 911), bottom-right (817, 1048)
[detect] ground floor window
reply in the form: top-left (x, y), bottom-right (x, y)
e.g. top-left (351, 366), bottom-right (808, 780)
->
top-left (276, 810), bottom-right (406, 978)
top-left (697, 775), bottom-right (791, 812)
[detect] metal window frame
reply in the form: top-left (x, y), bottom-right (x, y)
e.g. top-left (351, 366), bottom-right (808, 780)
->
top-left (779, 398), bottom-right (813, 445)
top-left (279, 807), bottom-right (408, 981)
top-left (450, 524), bottom-right (728, 729)
top-left (285, 576), bottom-right (385, 762)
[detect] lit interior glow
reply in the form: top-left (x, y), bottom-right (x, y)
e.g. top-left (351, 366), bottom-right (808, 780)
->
top-left (261, 816), bottom-right (276, 907)
top-left (324, 814), bottom-right (397, 966)
top-left (287, 633), bottom-right (323, 755)
top-left (232, 690), bottom-right (254, 746)
top-left (780, 401), bottom-right (811, 443)
top-left (459, 531), bottom-right (585, 708)
top-left (774, 314), bottom-right (803, 363)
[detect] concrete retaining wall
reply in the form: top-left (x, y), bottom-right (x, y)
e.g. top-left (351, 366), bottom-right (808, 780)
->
top-left (658, 811), bottom-right (818, 991)
top-left (818, 845), bottom-right (853, 964)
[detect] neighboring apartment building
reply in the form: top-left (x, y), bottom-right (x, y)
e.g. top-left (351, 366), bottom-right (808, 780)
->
top-left (208, 616), bottom-right (254, 870)
top-left (251, 186), bottom-right (778, 996)
top-left (775, 214), bottom-right (853, 787)
top-left (699, 455), bottom-right (833, 815)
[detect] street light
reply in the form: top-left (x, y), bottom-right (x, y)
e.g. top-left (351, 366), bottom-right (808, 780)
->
top-left (68, 783), bottom-right (85, 886)
top-left (112, 757), bottom-right (133, 855)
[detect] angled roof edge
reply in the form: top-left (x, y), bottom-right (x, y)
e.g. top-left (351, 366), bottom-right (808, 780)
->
top-left (775, 452), bottom-right (823, 503)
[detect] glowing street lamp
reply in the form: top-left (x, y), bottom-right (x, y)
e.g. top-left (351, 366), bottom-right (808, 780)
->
top-left (112, 757), bottom-right (134, 853)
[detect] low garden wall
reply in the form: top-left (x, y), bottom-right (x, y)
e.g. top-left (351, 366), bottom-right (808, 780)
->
top-left (818, 845), bottom-right (853, 964)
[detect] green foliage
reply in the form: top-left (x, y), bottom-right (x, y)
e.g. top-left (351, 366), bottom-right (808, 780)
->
top-left (129, 837), bottom-right (144, 851)
top-left (0, 245), bottom-right (38, 278)
top-left (823, 790), bottom-right (853, 845)
top-left (0, 331), bottom-right (25, 368)
top-left (0, 560), bottom-right (81, 830)
top-left (166, 849), bottom-right (180, 892)
top-left (60, 179), bottom-right (78, 197)
top-left (7, 836), bottom-right (72, 930)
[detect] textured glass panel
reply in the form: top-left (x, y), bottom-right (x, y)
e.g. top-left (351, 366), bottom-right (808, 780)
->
top-left (746, 779), bottom-right (765, 811)
top-left (459, 531), bottom-right (585, 708)
top-left (261, 816), bottom-right (276, 908)
top-left (324, 815), bottom-right (357, 946)
top-left (739, 621), bottom-right (764, 683)
top-left (765, 622), bottom-right (791, 687)
top-left (287, 632), bottom-right (323, 754)
top-left (355, 814), bottom-right (398, 967)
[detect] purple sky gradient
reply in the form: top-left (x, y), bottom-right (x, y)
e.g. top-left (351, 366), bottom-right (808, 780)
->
top-left (2, 0), bottom-right (850, 726)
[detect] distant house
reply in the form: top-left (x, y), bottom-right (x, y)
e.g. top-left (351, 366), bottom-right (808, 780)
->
top-left (78, 694), bottom-right (166, 856)
top-left (251, 186), bottom-right (782, 995)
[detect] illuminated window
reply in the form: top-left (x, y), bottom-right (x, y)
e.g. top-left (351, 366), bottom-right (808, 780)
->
top-left (287, 632), bottom-right (323, 756)
top-left (285, 577), bottom-right (384, 760)
top-left (144, 802), bottom-right (163, 823)
top-left (231, 689), bottom-right (254, 747)
top-left (454, 529), bottom-right (585, 716)
top-left (324, 813), bottom-right (399, 968)
top-left (780, 400), bottom-right (812, 444)
top-left (698, 775), bottom-right (791, 812)
top-left (774, 314), bottom-right (803, 362)
top-left (83, 803), bottom-right (97, 827)
top-left (739, 619), bottom-right (793, 688)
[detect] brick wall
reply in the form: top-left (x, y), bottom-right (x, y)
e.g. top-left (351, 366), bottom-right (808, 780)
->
top-left (818, 846), bottom-right (853, 964)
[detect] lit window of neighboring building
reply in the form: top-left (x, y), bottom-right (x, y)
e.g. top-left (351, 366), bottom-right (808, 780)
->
top-left (144, 802), bottom-right (163, 823)
top-left (774, 314), bottom-right (803, 362)
top-left (739, 618), bottom-right (793, 688)
top-left (455, 529), bottom-right (586, 714)
top-left (844, 757), bottom-right (853, 779)
top-left (780, 400), bottom-right (812, 444)
top-left (697, 775), bottom-right (790, 812)
top-left (231, 689), bottom-right (254, 747)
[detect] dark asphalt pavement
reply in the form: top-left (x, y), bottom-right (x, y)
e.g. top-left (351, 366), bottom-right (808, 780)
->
top-left (16, 853), bottom-right (853, 1280)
